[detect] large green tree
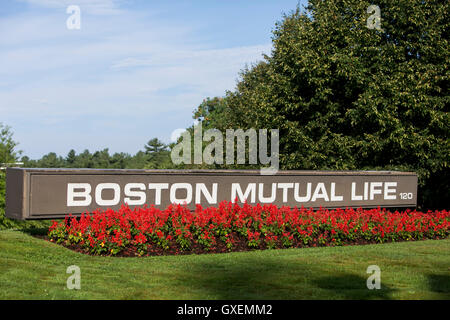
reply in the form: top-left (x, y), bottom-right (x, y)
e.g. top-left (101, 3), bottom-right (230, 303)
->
top-left (202, 0), bottom-right (449, 209)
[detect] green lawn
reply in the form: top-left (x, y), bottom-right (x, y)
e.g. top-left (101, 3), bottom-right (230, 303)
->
top-left (0, 229), bottom-right (449, 300)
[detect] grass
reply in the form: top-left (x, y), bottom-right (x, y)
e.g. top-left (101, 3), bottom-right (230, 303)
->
top-left (0, 229), bottom-right (449, 300)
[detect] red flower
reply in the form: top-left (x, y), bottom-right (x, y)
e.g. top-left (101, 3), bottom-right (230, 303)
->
top-left (47, 202), bottom-right (449, 256)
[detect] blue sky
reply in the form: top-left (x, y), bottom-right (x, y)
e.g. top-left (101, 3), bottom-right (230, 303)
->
top-left (0, 0), bottom-right (304, 159)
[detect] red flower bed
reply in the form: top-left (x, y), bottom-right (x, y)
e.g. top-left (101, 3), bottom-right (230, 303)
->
top-left (48, 202), bottom-right (450, 256)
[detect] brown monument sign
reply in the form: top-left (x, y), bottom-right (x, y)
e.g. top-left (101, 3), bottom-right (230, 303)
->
top-left (5, 168), bottom-right (418, 220)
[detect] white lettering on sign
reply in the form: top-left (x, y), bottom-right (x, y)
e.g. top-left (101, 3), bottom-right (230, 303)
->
top-left (170, 183), bottom-right (193, 204)
top-left (311, 183), bottom-right (329, 202)
top-left (351, 182), bottom-right (363, 201)
top-left (67, 183), bottom-right (91, 206)
top-left (95, 183), bottom-right (120, 206)
top-left (384, 182), bottom-right (397, 200)
top-left (67, 181), bottom-right (403, 207)
top-left (195, 183), bottom-right (218, 204)
top-left (369, 182), bottom-right (383, 200)
top-left (124, 183), bottom-right (146, 206)
top-left (278, 183), bottom-right (293, 203)
top-left (148, 183), bottom-right (169, 205)
top-left (294, 182), bottom-right (312, 202)
top-left (258, 183), bottom-right (276, 203)
top-left (351, 182), bottom-right (397, 201)
top-left (330, 183), bottom-right (344, 201)
top-left (231, 183), bottom-right (256, 203)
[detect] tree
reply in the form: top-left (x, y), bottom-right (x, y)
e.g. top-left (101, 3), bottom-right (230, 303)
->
top-left (144, 138), bottom-right (167, 154)
top-left (206, 0), bottom-right (449, 209)
top-left (110, 152), bottom-right (130, 169)
top-left (126, 151), bottom-right (147, 169)
top-left (66, 149), bottom-right (77, 167)
top-left (37, 152), bottom-right (64, 168)
top-left (193, 97), bottom-right (229, 130)
top-left (75, 149), bottom-right (93, 168)
top-left (92, 149), bottom-right (111, 168)
top-left (0, 123), bottom-right (21, 164)
top-left (144, 138), bottom-right (172, 169)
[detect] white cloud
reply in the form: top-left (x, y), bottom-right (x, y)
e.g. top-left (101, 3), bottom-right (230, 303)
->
top-left (110, 45), bottom-right (270, 69)
top-left (1, 3), bottom-right (271, 158)
top-left (0, 12), bottom-right (270, 117)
